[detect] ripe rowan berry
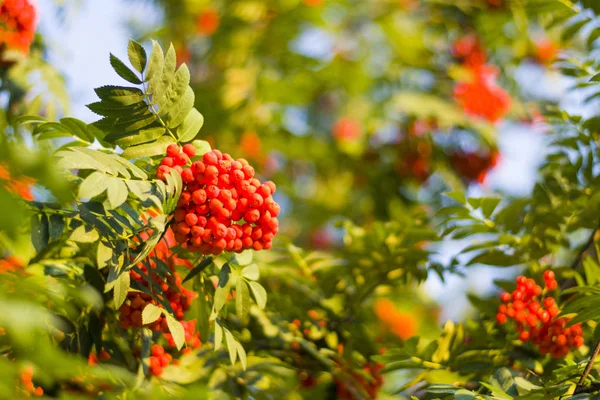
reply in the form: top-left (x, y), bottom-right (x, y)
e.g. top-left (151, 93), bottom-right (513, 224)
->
top-left (543, 270), bottom-right (555, 281)
top-left (182, 144), bottom-right (197, 157)
top-left (167, 144), bottom-right (180, 157)
top-left (161, 157), bottom-right (174, 167)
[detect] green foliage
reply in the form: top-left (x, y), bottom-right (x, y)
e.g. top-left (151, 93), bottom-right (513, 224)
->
top-left (88, 40), bottom-right (204, 157)
top-left (6, 0), bottom-right (600, 398)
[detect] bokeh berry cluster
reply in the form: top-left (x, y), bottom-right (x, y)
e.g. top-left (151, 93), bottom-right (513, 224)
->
top-left (18, 366), bottom-right (43, 397)
top-left (335, 361), bottom-right (384, 400)
top-left (452, 36), bottom-right (511, 123)
top-left (496, 271), bottom-right (584, 358)
top-left (0, 0), bottom-right (37, 55)
top-left (374, 298), bottom-right (417, 340)
top-left (157, 144), bottom-right (280, 255)
top-left (118, 229), bottom-right (196, 331)
top-left (449, 149), bottom-right (500, 184)
top-left (115, 229), bottom-right (201, 376)
top-left (0, 163), bottom-right (34, 201)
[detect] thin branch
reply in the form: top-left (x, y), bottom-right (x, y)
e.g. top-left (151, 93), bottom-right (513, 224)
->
top-left (570, 231), bottom-right (596, 271)
top-left (574, 339), bottom-right (600, 394)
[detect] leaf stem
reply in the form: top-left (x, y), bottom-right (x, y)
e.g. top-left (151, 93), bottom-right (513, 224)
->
top-left (574, 339), bottom-right (600, 394)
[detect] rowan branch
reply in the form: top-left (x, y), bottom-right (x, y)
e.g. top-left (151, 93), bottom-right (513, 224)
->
top-left (574, 340), bottom-right (600, 395)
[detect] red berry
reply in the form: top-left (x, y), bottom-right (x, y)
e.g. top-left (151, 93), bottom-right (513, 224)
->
top-left (543, 297), bottom-right (555, 309)
top-left (181, 168), bottom-right (195, 183)
top-left (205, 165), bottom-right (218, 177)
top-left (203, 151), bottom-right (218, 165)
top-left (157, 165), bottom-right (171, 180)
top-left (526, 314), bottom-right (538, 327)
top-left (176, 152), bottom-right (190, 166)
top-left (182, 144), bottom-right (197, 157)
top-left (151, 344), bottom-right (165, 357)
top-left (513, 300), bottom-right (525, 310)
top-left (176, 222), bottom-right (191, 235)
top-left (185, 213), bottom-right (198, 226)
top-left (192, 189), bottom-right (207, 204)
top-left (265, 181), bottom-right (276, 194)
top-left (528, 301), bottom-right (540, 314)
top-left (543, 270), bottom-right (555, 281)
top-left (161, 157), bottom-right (175, 167)
top-left (191, 161), bottom-right (206, 174)
top-left (512, 291), bottom-right (524, 301)
top-left (167, 144), bottom-right (180, 157)
top-left (245, 209), bottom-right (260, 223)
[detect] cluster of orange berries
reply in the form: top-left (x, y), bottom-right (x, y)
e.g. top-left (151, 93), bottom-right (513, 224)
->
top-left (196, 8), bottom-right (220, 36)
top-left (332, 117), bottom-right (362, 142)
top-left (114, 229), bottom-right (201, 376)
top-left (335, 361), bottom-right (384, 400)
top-left (119, 230), bottom-right (196, 330)
top-left (449, 149), bottom-right (500, 184)
top-left (148, 344), bottom-right (174, 377)
top-left (158, 145), bottom-right (280, 255)
top-left (395, 119), bottom-right (437, 183)
top-left (373, 299), bottom-right (417, 340)
top-left (452, 36), bottom-right (511, 123)
top-left (451, 34), bottom-right (486, 67)
top-left (0, 255), bottom-right (26, 274)
top-left (496, 272), bottom-right (584, 358)
top-left (88, 350), bottom-right (111, 366)
top-left (0, 164), bottom-right (34, 200)
top-left (0, 0), bottom-right (37, 55)
top-left (18, 366), bottom-right (43, 397)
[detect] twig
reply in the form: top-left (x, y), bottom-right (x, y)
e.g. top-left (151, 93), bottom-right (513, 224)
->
top-left (574, 381), bottom-right (600, 394)
top-left (574, 339), bottom-right (600, 394)
top-left (570, 230), bottom-right (596, 271)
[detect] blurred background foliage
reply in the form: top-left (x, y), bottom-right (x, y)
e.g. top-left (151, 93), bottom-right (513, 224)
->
top-left (4, 0), bottom-right (600, 399)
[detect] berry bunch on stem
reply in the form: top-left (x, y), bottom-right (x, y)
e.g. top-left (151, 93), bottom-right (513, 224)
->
top-left (118, 229), bottom-right (196, 330)
top-left (0, 0), bottom-right (37, 55)
top-left (148, 344), bottom-right (173, 377)
top-left (451, 35), bottom-right (511, 123)
top-left (158, 145), bottom-right (280, 255)
top-left (496, 271), bottom-right (584, 358)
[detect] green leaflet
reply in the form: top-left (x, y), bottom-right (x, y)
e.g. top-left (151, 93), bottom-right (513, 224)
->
top-left (235, 279), bottom-right (250, 320)
top-left (248, 281), bottom-right (267, 309)
top-left (112, 126), bottom-right (165, 148)
top-left (146, 40), bottom-right (164, 85)
top-left (178, 108), bottom-right (204, 142)
top-left (158, 63), bottom-right (190, 114)
top-left (106, 178), bottom-right (128, 209)
top-left (127, 40), bottom-right (147, 73)
top-left (94, 86), bottom-right (145, 106)
top-left (121, 135), bottom-right (176, 159)
top-left (79, 171), bottom-right (110, 199)
top-left (110, 53), bottom-right (142, 84)
top-left (167, 86), bottom-right (195, 128)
